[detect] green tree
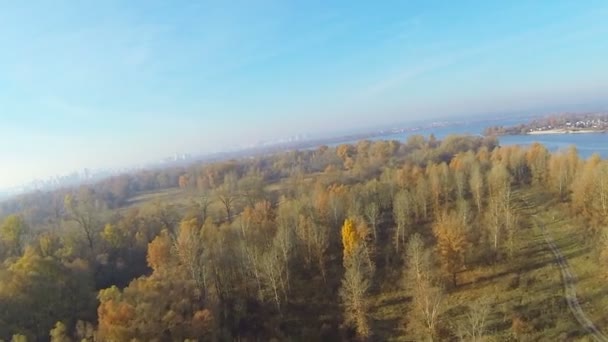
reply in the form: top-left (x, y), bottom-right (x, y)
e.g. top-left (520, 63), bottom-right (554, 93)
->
top-left (0, 215), bottom-right (29, 257)
top-left (49, 321), bottom-right (72, 342)
top-left (0, 248), bottom-right (95, 341)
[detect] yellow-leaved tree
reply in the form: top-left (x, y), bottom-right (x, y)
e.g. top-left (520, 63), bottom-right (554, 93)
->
top-left (341, 218), bottom-right (359, 262)
top-left (97, 231), bottom-right (214, 341)
top-left (340, 218), bottom-right (374, 339)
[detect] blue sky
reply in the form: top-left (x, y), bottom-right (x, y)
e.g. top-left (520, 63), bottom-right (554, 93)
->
top-left (2, 1), bottom-right (608, 188)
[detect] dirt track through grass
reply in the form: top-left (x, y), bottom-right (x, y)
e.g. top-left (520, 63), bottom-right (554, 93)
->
top-left (536, 216), bottom-right (608, 342)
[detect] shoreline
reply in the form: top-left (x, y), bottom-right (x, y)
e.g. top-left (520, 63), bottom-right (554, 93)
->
top-left (526, 129), bottom-right (606, 135)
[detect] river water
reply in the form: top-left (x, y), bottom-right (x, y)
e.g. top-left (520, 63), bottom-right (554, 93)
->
top-left (351, 118), bottom-right (608, 159)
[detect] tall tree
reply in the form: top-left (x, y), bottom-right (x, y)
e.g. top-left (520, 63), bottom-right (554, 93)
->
top-left (259, 240), bottom-right (287, 313)
top-left (238, 170), bottom-right (265, 208)
top-left (469, 163), bottom-right (484, 214)
top-left (393, 190), bottom-right (414, 254)
top-left (174, 218), bottom-right (206, 298)
top-left (0, 215), bottom-right (29, 257)
top-left (432, 212), bottom-right (469, 287)
top-left (526, 142), bottom-right (549, 185)
top-left (215, 172), bottom-right (239, 223)
top-left (340, 218), bottom-right (373, 339)
top-left (275, 200), bottom-right (297, 289)
top-left (404, 234), bottom-right (443, 340)
top-left (456, 298), bottom-right (490, 342)
top-left (364, 202), bottom-right (380, 243)
top-left (64, 188), bottom-right (104, 250)
top-left (486, 164), bottom-right (512, 257)
top-left (414, 177), bottom-right (431, 221)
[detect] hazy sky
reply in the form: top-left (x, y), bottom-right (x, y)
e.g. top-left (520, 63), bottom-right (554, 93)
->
top-left (2, 1), bottom-right (608, 188)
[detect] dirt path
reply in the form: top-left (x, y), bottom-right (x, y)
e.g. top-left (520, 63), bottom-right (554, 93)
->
top-left (538, 219), bottom-right (608, 342)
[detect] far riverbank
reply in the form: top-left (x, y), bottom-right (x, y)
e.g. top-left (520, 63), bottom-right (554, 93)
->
top-left (527, 129), bottom-right (606, 135)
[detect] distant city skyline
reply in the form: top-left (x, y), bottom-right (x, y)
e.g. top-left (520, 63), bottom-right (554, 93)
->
top-left (2, 1), bottom-right (608, 188)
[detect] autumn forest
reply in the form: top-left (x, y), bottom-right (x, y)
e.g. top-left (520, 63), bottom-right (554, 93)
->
top-left (1, 135), bottom-right (607, 341)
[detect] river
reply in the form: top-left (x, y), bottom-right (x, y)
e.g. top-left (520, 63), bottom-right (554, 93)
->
top-left (344, 118), bottom-right (608, 159)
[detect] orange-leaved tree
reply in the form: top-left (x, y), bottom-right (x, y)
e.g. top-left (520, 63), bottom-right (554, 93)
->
top-left (432, 212), bottom-right (469, 287)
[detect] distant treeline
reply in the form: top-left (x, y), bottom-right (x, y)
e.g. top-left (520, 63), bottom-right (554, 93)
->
top-left (0, 135), bottom-right (497, 226)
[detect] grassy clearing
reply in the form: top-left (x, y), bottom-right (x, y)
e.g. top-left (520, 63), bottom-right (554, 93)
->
top-left (122, 187), bottom-right (227, 218)
top-left (370, 190), bottom-right (606, 341)
top-left (122, 177), bottom-right (291, 212)
top-left (538, 203), bottom-right (608, 339)
top-left (124, 188), bottom-right (196, 208)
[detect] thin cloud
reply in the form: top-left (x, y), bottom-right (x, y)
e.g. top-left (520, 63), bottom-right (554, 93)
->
top-left (358, 3), bottom-right (608, 105)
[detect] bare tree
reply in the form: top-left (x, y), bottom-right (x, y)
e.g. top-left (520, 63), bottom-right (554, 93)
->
top-left (405, 233), bottom-right (427, 282)
top-left (310, 219), bottom-right (330, 283)
top-left (414, 281), bottom-right (444, 341)
top-left (597, 163), bottom-right (608, 218)
top-left (275, 201), bottom-right (297, 291)
top-left (237, 215), bottom-right (264, 298)
top-left (260, 243), bottom-right (286, 313)
top-left (405, 234), bottom-right (443, 340)
top-left (198, 192), bottom-right (212, 223)
top-left (469, 164), bottom-right (484, 214)
top-left (487, 164), bottom-right (513, 259)
top-left (415, 178), bottom-right (430, 220)
top-left (600, 227), bottom-right (608, 276)
top-left (238, 170), bottom-right (265, 208)
top-left (364, 202), bottom-right (380, 243)
top-left (216, 172), bottom-right (239, 223)
top-left (393, 189), bottom-right (413, 253)
top-left (456, 298), bottom-right (490, 342)
top-left (64, 188), bottom-right (104, 250)
top-left (328, 186), bottom-right (347, 229)
top-left (505, 208), bottom-right (519, 259)
top-left (150, 201), bottom-right (179, 235)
